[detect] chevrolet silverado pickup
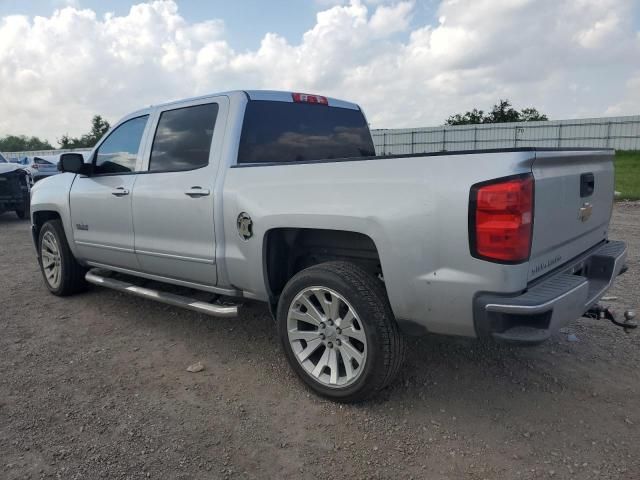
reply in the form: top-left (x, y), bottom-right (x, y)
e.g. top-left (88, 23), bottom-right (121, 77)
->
top-left (30, 90), bottom-right (630, 402)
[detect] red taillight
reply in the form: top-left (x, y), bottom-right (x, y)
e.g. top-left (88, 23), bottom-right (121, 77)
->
top-left (470, 174), bottom-right (534, 263)
top-left (292, 92), bottom-right (328, 105)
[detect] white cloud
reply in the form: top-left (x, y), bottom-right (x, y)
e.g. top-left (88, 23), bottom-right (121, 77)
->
top-left (0, 0), bottom-right (639, 144)
top-left (369, 1), bottom-right (413, 36)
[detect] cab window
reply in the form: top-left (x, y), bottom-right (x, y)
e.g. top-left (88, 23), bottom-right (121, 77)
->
top-left (149, 103), bottom-right (218, 172)
top-left (94, 115), bottom-right (149, 174)
top-left (238, 101), bottom-right (375, 164)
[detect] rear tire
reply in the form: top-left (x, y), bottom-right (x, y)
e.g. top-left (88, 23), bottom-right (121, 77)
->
top-left (15, 175), bottom-right (30, 219)
top-left (15, 197), bottom-right (29, 219)
top-left (38, 219), bottom-right (88, 296)
top-left (277, 261), bottom-right (405, 402)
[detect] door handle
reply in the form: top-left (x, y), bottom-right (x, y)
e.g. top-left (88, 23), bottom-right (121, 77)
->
top-left (111, 186), bottom-right (130, 197)
top-left (580, 172), bottom-right (595, 197)
top-left (184, 186), bottom-right (211, 197)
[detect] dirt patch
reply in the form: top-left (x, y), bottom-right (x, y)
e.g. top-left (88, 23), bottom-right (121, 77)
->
top-left (1, 206), bottom-right (639, 479)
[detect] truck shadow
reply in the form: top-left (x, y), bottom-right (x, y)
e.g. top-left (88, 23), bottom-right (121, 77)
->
top-left (22, 283), bottom-right (635, 465)
top-left (75, 286), bottom-right (614, 409)
top-left (79, 287), bottom-right (613, 412)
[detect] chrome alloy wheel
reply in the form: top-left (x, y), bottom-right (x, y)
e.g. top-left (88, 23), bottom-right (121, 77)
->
top-left (41, 231), bottom-right (62, 289)
top-left (287, 286), bottom-right (367, 388)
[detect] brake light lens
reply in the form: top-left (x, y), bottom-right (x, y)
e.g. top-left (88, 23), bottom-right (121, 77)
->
top-left (470, 174), bottom-right (534, 263)
top-left (292, 92), bottom-right (328, 105)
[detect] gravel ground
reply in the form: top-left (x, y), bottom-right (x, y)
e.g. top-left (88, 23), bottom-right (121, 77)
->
top-left (1, 204), bottom-right (639, 480)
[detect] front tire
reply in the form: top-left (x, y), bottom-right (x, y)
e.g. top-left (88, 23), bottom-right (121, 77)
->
top-left (38, 220), bottom-right (88, 296)
top-left (277, 261), bottom-right (405, 402)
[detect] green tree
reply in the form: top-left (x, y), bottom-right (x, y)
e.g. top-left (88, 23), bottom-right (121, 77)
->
top-left (58, 115), bottom-right (110, 148)
top-left (446, 108), bottom-right (485, 126)
top-left (445, 100), bottom-right (548, 125)
top-left (0, 134), bottom-right (54, 151)
top-left (485, 99), bottom-right (521, 123)
top-left (519, 107), bottom-right (548, 122)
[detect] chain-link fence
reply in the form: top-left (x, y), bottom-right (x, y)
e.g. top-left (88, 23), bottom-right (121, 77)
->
top-left (372, 115), bottom-right (640, 155)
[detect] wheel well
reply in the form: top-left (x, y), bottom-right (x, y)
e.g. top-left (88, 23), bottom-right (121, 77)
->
top-left (32, 211), bottom-right (61, 242)
top-left (263, 228), bottom-right (382, 303)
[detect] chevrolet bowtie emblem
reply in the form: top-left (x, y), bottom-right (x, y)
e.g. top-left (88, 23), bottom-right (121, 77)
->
top-left (579, 202), bottom-right (593, 222)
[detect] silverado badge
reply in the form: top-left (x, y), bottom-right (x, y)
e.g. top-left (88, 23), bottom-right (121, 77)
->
top-left (579, 202), bottom-right (593, 222)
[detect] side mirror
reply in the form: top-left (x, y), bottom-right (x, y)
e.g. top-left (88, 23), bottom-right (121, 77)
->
top-left (59, 153), bottom-right (90, 175)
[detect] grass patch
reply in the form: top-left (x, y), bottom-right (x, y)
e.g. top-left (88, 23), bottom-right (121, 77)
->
top-left (615, 151), bottom-right (640, 201)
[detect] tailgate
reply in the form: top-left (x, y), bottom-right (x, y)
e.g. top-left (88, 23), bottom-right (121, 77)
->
top-left (528, 150), bottom-right (614, 281)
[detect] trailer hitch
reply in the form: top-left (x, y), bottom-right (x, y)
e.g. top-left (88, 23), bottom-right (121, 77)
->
top-left (583, 304), bottom-right (637, 333)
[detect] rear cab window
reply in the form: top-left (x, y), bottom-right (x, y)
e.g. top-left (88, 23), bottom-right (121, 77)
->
top-left (237, 100), bottom-right (375, 165)
top-left (149, 103), bottom-right (218, 172)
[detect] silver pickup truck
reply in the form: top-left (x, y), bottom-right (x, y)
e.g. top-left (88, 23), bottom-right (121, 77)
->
top-left (30, 90), bottom-right (631, 402)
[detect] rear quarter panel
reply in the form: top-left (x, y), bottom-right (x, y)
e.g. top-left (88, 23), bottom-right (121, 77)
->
top-left (222, 151), bottom-right (535, 337)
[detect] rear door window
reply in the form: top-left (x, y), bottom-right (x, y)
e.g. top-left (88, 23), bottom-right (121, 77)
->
top-left (237, 101), bottom-right (375, 164)
top-left (149, 103), bottom-right (219, 172)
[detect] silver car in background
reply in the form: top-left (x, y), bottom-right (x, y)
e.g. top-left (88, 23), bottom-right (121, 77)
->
top-left (18, 155), bottom-right (60, 185)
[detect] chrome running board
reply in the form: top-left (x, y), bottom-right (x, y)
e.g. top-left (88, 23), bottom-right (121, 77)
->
top-left (85, 269), bottom-right (238, 318)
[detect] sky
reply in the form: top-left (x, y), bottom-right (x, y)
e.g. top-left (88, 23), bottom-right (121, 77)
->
top-left (0, 0), bottom-right (639, 143)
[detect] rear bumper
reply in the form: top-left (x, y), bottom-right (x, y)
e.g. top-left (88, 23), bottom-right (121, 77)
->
top-left (0, 194), bottom-right (26, 210)
top-left (0, 196), bottom-right (21, 207)
top-left (474, 240), bottom-right (627, 344)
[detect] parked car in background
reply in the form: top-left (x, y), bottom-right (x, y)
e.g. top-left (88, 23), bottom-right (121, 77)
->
top-left (19, 155), bottom-right (60, 185)
top-left (0, 152), bottom-right (30, 219)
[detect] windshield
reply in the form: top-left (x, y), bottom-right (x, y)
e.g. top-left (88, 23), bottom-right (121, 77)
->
top-left (238, 100), bottom-right (375, 164)
top-left (34, 157), bottom-right (54, 165)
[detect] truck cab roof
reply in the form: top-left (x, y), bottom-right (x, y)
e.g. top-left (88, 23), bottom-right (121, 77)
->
top-left (149, 90), bottom-right (361, 112)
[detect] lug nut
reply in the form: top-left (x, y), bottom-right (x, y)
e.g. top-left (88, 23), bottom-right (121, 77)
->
top-left (320, 322), bottom-right (326, 329)
top-left (336, 339), bottom-right (342, 346)
top-left (328, 320), bottom-right (334, 326)
top-left (336, 327), bottom-right (342, 334)
top-left (327, 342), bottom-right (333, 349)
top-left (320, 333), bottom-right (326, 340)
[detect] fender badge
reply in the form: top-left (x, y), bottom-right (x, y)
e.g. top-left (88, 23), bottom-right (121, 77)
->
top-left (579, 202), bottom-right (593, 222)
top-left (237, 212), bottom-right (253, 240)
